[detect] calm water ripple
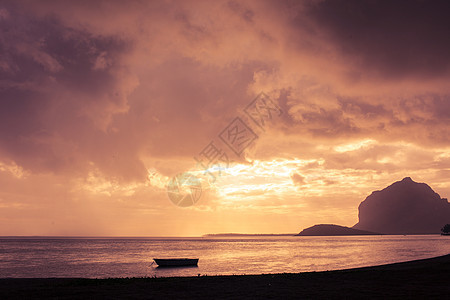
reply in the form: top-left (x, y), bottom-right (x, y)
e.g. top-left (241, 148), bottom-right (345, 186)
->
top-left (0, 235), bottom-right (449, 278)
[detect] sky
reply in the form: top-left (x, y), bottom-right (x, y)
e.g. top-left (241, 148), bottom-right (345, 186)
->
top-left (1, 0), bottom-right (450, 236)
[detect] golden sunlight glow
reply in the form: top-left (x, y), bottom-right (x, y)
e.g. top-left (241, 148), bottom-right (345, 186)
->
top-left (333, 139), bottom-right (376, 153)
top-left (0, 161), bottom-right (29, 179)
top-left (74, 169), bottom-right (141, 197)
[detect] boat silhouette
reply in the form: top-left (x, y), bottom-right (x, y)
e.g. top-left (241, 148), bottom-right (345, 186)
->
top-left (153, 258), bottom-right (199, 267)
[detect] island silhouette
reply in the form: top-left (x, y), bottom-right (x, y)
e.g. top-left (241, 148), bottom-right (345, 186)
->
top-left (299, 177), bottom-right (450, 236)
top-left (297, 224), bottom-right (379, 236)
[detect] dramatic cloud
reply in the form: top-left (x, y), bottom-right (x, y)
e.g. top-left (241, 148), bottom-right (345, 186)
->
top-left (0, 0), bottom-right (449, 236)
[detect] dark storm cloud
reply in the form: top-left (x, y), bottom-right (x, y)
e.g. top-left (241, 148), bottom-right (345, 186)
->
top-left (0, 3), bottom-right (140, 178)
top-left (304, 0), bottom-right (450, 79)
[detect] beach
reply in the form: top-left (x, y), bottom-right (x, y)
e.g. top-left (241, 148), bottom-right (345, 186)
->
top-left (1, 254), bottom-right (449, 299)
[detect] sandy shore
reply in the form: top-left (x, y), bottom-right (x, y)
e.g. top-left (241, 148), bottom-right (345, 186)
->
top-left (1, 254), bottom-right (449, 299)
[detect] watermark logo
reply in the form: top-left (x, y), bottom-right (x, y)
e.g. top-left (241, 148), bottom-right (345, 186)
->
top-left (244, 92), bottom-right (282, 130)
top-left (167, 92), bottom-right (282, 207)
top-left (219, 117), bottom-right (258, 156)
top-left (194, 141), bottom-right (230, 183)
top-left (167, 172), bottom-right (202, 207)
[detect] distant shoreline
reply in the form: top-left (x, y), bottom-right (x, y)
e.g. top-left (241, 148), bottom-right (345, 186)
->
top-left (1, 254), bottom-right (449, 299)
top-left (202, 233), bottom-right (296, 237)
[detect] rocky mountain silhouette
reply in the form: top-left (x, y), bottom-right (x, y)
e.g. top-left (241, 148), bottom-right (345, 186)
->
top-left (353, 177), bottom-right (450, 234)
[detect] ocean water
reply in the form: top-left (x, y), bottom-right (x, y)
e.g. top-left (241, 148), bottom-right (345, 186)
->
top-left (0, 235), bottom-right (448, 278)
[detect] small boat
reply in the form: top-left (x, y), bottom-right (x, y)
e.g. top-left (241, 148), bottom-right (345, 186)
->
top-left (153, 258), bottom-right (199, 267)
top-left (441, 232), bottom-right (450, 236)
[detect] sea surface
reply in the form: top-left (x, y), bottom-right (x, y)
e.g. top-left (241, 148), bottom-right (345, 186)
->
top-left (0, 235), bottom-right (449, 278)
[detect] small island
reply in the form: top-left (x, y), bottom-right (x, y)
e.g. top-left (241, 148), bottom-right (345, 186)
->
top-left (297, 224), bottom-right (379, 236)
